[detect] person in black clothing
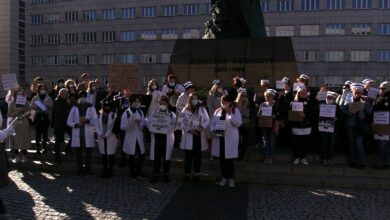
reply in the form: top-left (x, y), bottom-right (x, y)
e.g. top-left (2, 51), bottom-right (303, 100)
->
top-left (276, 77), bottom-right (294, 148)
top-left (50, 79), bottom-right (65, 100)
top-left (228, 76), bottom-right (246, 101)
top-left (52, 88), bottom-right (71, 164)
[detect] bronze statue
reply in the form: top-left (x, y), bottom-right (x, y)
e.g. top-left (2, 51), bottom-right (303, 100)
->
top-left (203, 0), bottom-right (267, 39)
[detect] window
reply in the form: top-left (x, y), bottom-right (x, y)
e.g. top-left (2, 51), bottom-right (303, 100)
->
top-left (325, 24), bottom-right (345, 35)
top-left (141, 7), bottom-right (156, 17)
top-left (303, 50), bottom-right (316, 62)
top-left (325, 50), bottom-right (344, 62)
top-left (32, 0), bottom-right (44, 3)
top-left (301, 0), bottom-right (319, 10)
top-left (48, 34), bottom-right (60, 44)
top-left (140, 54), bottom-right (156, 64)
top-left (141, 30), bottom-right (157, 40)
top-left (379, 50), bottom-right (390, 62)
top-left (83, 55), bottom-right (96, 65)
top-left (276, 25), bottom-right (294, 36)
top-left (326, 0), bottom-right (345, 9)
top-left (103, 9), bottom-right (115, 19)
top-left (351, 24), bottom-right (371, 35)
top-left (65, 11), bottom-right (78, 22)
top-left (162, 29), bottom-right (178, 39)
top-left (163, 5), bottom-right (177, 16)
top-left (379, 0), bottom-right (390, 8)
top-left (32, 56), bottom-right (43, 66)
top-left (183, 29), bottom-right (200, 39)
top-left (277, 0), bottom-right (294, 11)
top-left (161, 53), bottom-right (171, 63)
top-left (65, 55), bottom-right (78, 65)
top-left (351, 50), bottom-right (370, 62)
top-left (352, 0), bottom-right (371, 9)
top-left (83, 32), bottom-right (97, 42)
top-left (65, 33), bottom-right (78, 43)
top-left (122, 8), bottom-right (136, 18)
top-left (31, 35), bottom-right (43, 45)
top-left (378, 24), bottom-right (390, 35)
top-left (120, 54), bottom-right (135, 63)
top-left (121, 31), bottom-right (136, 41)
top-left (184, 4), bottom-right (200, 15)
top-left (102, 54), bottom-right (115, 64)
top-left (46, 13), bottom-right (59, 23)
top-left (31, 14), bottom-right (43, 24)
top-left (83, 10), bottom-right (96, 21)
top-left (265, 26), bottom-right (270, 36)
top-left (261, 0), bottom-right (270, 12)
top-left (300, 25), bottom-right (319, 36)
top-left (102, 31), bottom-right (116, 42)
top-left (47, 56), bottom-right (58, 65)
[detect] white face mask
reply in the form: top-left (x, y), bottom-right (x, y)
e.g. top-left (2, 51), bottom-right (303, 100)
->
top-left (169, 82), bottom-right (175, 87)
top-left (160, 105), bottom-right (167, 111)
top-left (151, 85), bottom-right (157, 90)
top-left (326, 99), bottom-right (335, 104)
top-left (217, 88), bottom-right (223, 94)
top-left (78, 97), bottom-right (87, 104)
top-left (39, 90), bottom-right (47, 95)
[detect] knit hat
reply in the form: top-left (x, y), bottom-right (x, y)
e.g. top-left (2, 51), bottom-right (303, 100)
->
top-left (282, 77), bottom-right (290, 83)
top-left (362, 78), bottom-right (375, 85)
top-left (344, 81), bottom-right (353, 86)
top-left (184, 81), bottom-right (194, 89)
top-left (351, 83), bottom-right (364, 92)
top-left (326, 91), bottom-right (338, 99)
top-left (239, 78), bottom-right (247, 84)
top-left (237, 87), bottom-right (247, 94)
top-left (299, 74), bottom-right (310, 80)
top-left (265, 89), bottom-right (277, 97)
top-left (212, 79), bottom-right (221, 85)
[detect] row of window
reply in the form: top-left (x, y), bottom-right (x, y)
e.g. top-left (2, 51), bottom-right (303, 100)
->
top-left (301, 50), bottom-right (390, 62)
top-left (262, 0), bottom-right (390, 11)
top-left (30, 29), bottom-right (201, 45)
top-left (31, 53), bottom-right (171, 66)
top-left (31, 4), bottom-right (212, 24)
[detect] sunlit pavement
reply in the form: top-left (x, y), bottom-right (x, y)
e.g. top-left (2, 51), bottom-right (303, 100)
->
top-left (1, 170), bottom-right (390, 220)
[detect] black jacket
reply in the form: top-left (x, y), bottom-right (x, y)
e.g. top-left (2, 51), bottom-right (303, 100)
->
top-left (373, 91), bottom-right (390, 112)
top-left (52, 98), bottom-right (71, 129)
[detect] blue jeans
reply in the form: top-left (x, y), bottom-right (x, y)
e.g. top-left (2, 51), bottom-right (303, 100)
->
top-left (320, 132), bottom-right (336, 160)
top-left (347, 128), bottom-right (365, 164)
top-left (262, 128), bottom-right (276, 157)
top-left (376, 140), bottom-right (390, 167)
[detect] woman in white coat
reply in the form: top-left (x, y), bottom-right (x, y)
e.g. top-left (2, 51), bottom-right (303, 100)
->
top-left (210, 95), bottom-right (242, 188)
top-left (121, 96), bottom-right (146, 179)
top-left (180, 93), bottom-right (210, 182)
top-left (146, 79), bottom-right (162, 119)
top-left (147, 96), bottom-right (176, 183)
top-left (95, 100), bottom-right (118, 178)
top-left (67, 91), bottom-right (97, 175)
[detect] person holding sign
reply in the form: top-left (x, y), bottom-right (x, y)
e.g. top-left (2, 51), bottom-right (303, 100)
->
top-left (373, 81), bottom-right (390, 169)
top-left (30, 84), bottom-right (53, 154)
top-left (161, 74), bottom-right (185, 112)
top-left (319, 92), bottom-right (342, 166)
top-left (121, 96), bottom-right (146, 179)
top-left (343, 83), bottom-right (372, 169)
top-left (180, 93), bottom-right (210, 182)
top-left (258, 89), bottom-right (279, 164)
top-left (67, 91), bottom-right (98, 175)
top-left (207, 79), bottom-right (227, 119)
top-left (210, 95), bottom-right (242, 188)
top-left (290, 85), bottom-right (317, 166)
top-left (336, 81), bottom-right (353, 107)
top-left (96, 101), bottom-right (118, 178)
top-left (8, 89), bottom-right (31, 163)
top-left (147, 96), bottom-right (176, 183)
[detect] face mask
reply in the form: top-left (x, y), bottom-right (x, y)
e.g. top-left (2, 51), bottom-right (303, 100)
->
top-left (217, 88), bottom-right (223, 94)
top-left (58, 83), bottom-right (64, 88)
top-left (160, 105), bottom-right (167, 111)
top-left (39, 90), bottom-right (47, 95)
top-left (78, 97), bottom-right (87, 104)
top-left (91, 86), bottom-right (97, 90)
top-left (151, 85), bottom-right (157, 90)
top-left (192, 100), bottom-right (199, 106)
top-left (169, 82), bottom-right (175, 87)
top-left (326, 99), bottom-right (335, 105)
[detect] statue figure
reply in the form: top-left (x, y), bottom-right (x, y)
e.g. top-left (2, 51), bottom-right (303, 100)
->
top-left (203, 0), bottom-right (267, 39)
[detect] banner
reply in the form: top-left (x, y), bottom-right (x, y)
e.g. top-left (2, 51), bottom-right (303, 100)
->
top-left (149, 112), bottom-right (171, 134)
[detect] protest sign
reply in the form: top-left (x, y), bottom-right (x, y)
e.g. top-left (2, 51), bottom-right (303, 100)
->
top-left (149, 112), bottom-right (171, 134)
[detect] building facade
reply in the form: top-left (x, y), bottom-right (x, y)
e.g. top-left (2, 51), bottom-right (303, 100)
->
top-left (25, 0), bottom-right (390, 87)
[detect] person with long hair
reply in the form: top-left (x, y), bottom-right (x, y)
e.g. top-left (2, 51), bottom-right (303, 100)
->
top-left (146, 79), bottom-right (162, 119)
top-left (86, 81), bottom-right (98, 107)
top-left (65, 79), bottom-right (78, 105)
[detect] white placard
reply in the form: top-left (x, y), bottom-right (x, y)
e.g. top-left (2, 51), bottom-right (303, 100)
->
top-left (276, 81), bottom-right (285, 90)
top-left (34, 100), bottom-right (47, 111)
top-left (149, 112), bottom-right (171, 134)
top-left (15, 95), bottom-right (26, 106)
top-left (192, 114), bottom-right (202, 127)
top-left (291, 102), bottom-right (304, 112)
top-left (367, 88), bottom-right (380, 100)
top-left (1, 73), bottom-right (18, 90)
top-left (373, 112), bottom-right (390, 125)
top-left (319, 104), bottom-right (336, 118)
top-left (261, 106), bottom-right (273, 116)
top-left (214, 120), bottom-right (226, 131)
top-left (319, 121), bottom-right (335, 133)
top-left (293, 82), bottom-right (304, 92)
top-left (317, 92), bottom-right (327, 101)
top-left (176, 112), bottom-right (193, 131)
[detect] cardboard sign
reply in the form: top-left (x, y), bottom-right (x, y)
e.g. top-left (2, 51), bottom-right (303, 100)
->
top-left (319, 120), bottom-right (335, 133)
top-left (176, 112), bottom-right (193, 131)
top-left (348, 102), bottom-right (364, 112)
top-left (367, 88), bottom-right (380, 100)
top-left (276, 81), bottom-right (285, 90)
top-left (317, 92), bottom-right (327, 101)
top-left (149, 112), bottom-right (171, 134)
top-left (291, 102), bottom-right (304, 112)
top-left (15, 95), bottom-right (27, 106)
top-left (258, 116), bottom-right (273, 128)
top-left (293, 82), bottom-right (305, 92)
top-left (1, 74), bottom-right (18, 91)
top-left (319, 104), bottom-right (336, 118)
top-left (214, 119), bottom-right (226, 131)
top-left (109, 64), bottom-right (141, 93)
top-left (373, 111), bottom-right (390, 135)
top-left (288, 111), bottom-right (304, 122)
top-left (261, 106), bottom-right (273, 117)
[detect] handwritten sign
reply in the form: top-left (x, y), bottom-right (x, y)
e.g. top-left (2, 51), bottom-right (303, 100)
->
top-left (373, 111), bottom-right (390, 135)
top-left (293, 82), bottom-right (304, 92)
top-left (292, 102), bottom-right (304, 112)
top-left (319, 104), bottom-right (336, 118)
top-left (149, 112), bottom-right (171, 134)
top-left (258, 116), bottom-right (273, 128)
top-left (319, 120), bottom-right (335, 133)
top-left (317, 92), bottom-right (327, 102)
top-left (176, 112), bottom-right (193, 131)
top-left (276, 80), bottom-right (285, 90)
top-left (367, 88), bottom-right (380, 100)
top-left (109, 64), bottom-right (141, 93)
top-left (348, 102), bottom-right (364, 112)
top-left (15, 95), bottom-right (26, 106)
top-left (1, 74), bottom-right (18, 91)
top-left (261, 106), bottom-right (273, 117)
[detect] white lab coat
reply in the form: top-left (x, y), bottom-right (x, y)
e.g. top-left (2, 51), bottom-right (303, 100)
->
top-left (146, 90), bottom-right (162, 119)
top-left (120, 108), bottom-right (145, 155)
top-left (147, 110), bottom-right (176, 160)
top-left (67, 105), bottom-right (97, 148)
top-left (95, 112), bottom-right (118, 155)
top-left (180, 107), bottom-right (210, 151)
top-left (210, 107), bottom-right (242, 159)
top-left (176, 92), bottom-right (189, 114)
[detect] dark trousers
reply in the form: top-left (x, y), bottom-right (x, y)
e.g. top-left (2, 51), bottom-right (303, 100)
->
top-left (74, 137), bottom-right (92, 173)
top-left (293, 134), bottom-right (310, 159)
top-left (35, 125), bottom-right (49, 151)
top-left (320, 132), bottom-right (336, 160)
top-left (376, 140), bottom-right (390, 167)
top-left (219, 137), bottom-right (235, 179)
top-left (174, 130), bottom-right (182, 148)
top-left (184, 135), bottom-right (202, 174)
top-left (238, 126), bottom-right (252, 161)
top-left (129, 142), bottom-right (145, 176)
top-left (101, 155), bottom-right (115, 175)
top-left (54, 127), bottom-right (67, 160)
top-left (119, 131), bottom-right (127, 167)
top-left (153, 134), bottom-right (170, 175)
top-left (0, 198), bottom-right (5, 214)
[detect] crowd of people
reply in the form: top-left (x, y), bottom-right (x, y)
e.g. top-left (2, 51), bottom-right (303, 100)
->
top-left (2, 72), bottom-right (390, 188)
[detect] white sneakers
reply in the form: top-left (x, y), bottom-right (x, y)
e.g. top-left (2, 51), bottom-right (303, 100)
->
top-left (218, 178), bottom-right (236, 187)
top-left (218, 178), bottom-right (228, 186)
top-left (301, 158), bottom-right (309, 165)
top-left (293, 158), bottom-right (309, 165)
top-left (293, 158), bottom-right (300, 165)
top-left (228, 179), bottom-right (235, 188)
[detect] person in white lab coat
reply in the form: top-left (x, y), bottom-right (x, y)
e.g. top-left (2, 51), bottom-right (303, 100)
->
top-left (146, 79), bottom-right (162, 119)
top-left (180, 93), bottom-right (210, 182)
top-left (96, 100), bottom-right (118, 178)
top-left (121, 96), bottom-right (146, 179)
top-left (67, 91), bottom-right (97, 175)
top-left (210, 95), bottom-right (242, 188)
top-left (147, 96), bottom-right (176, 183)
